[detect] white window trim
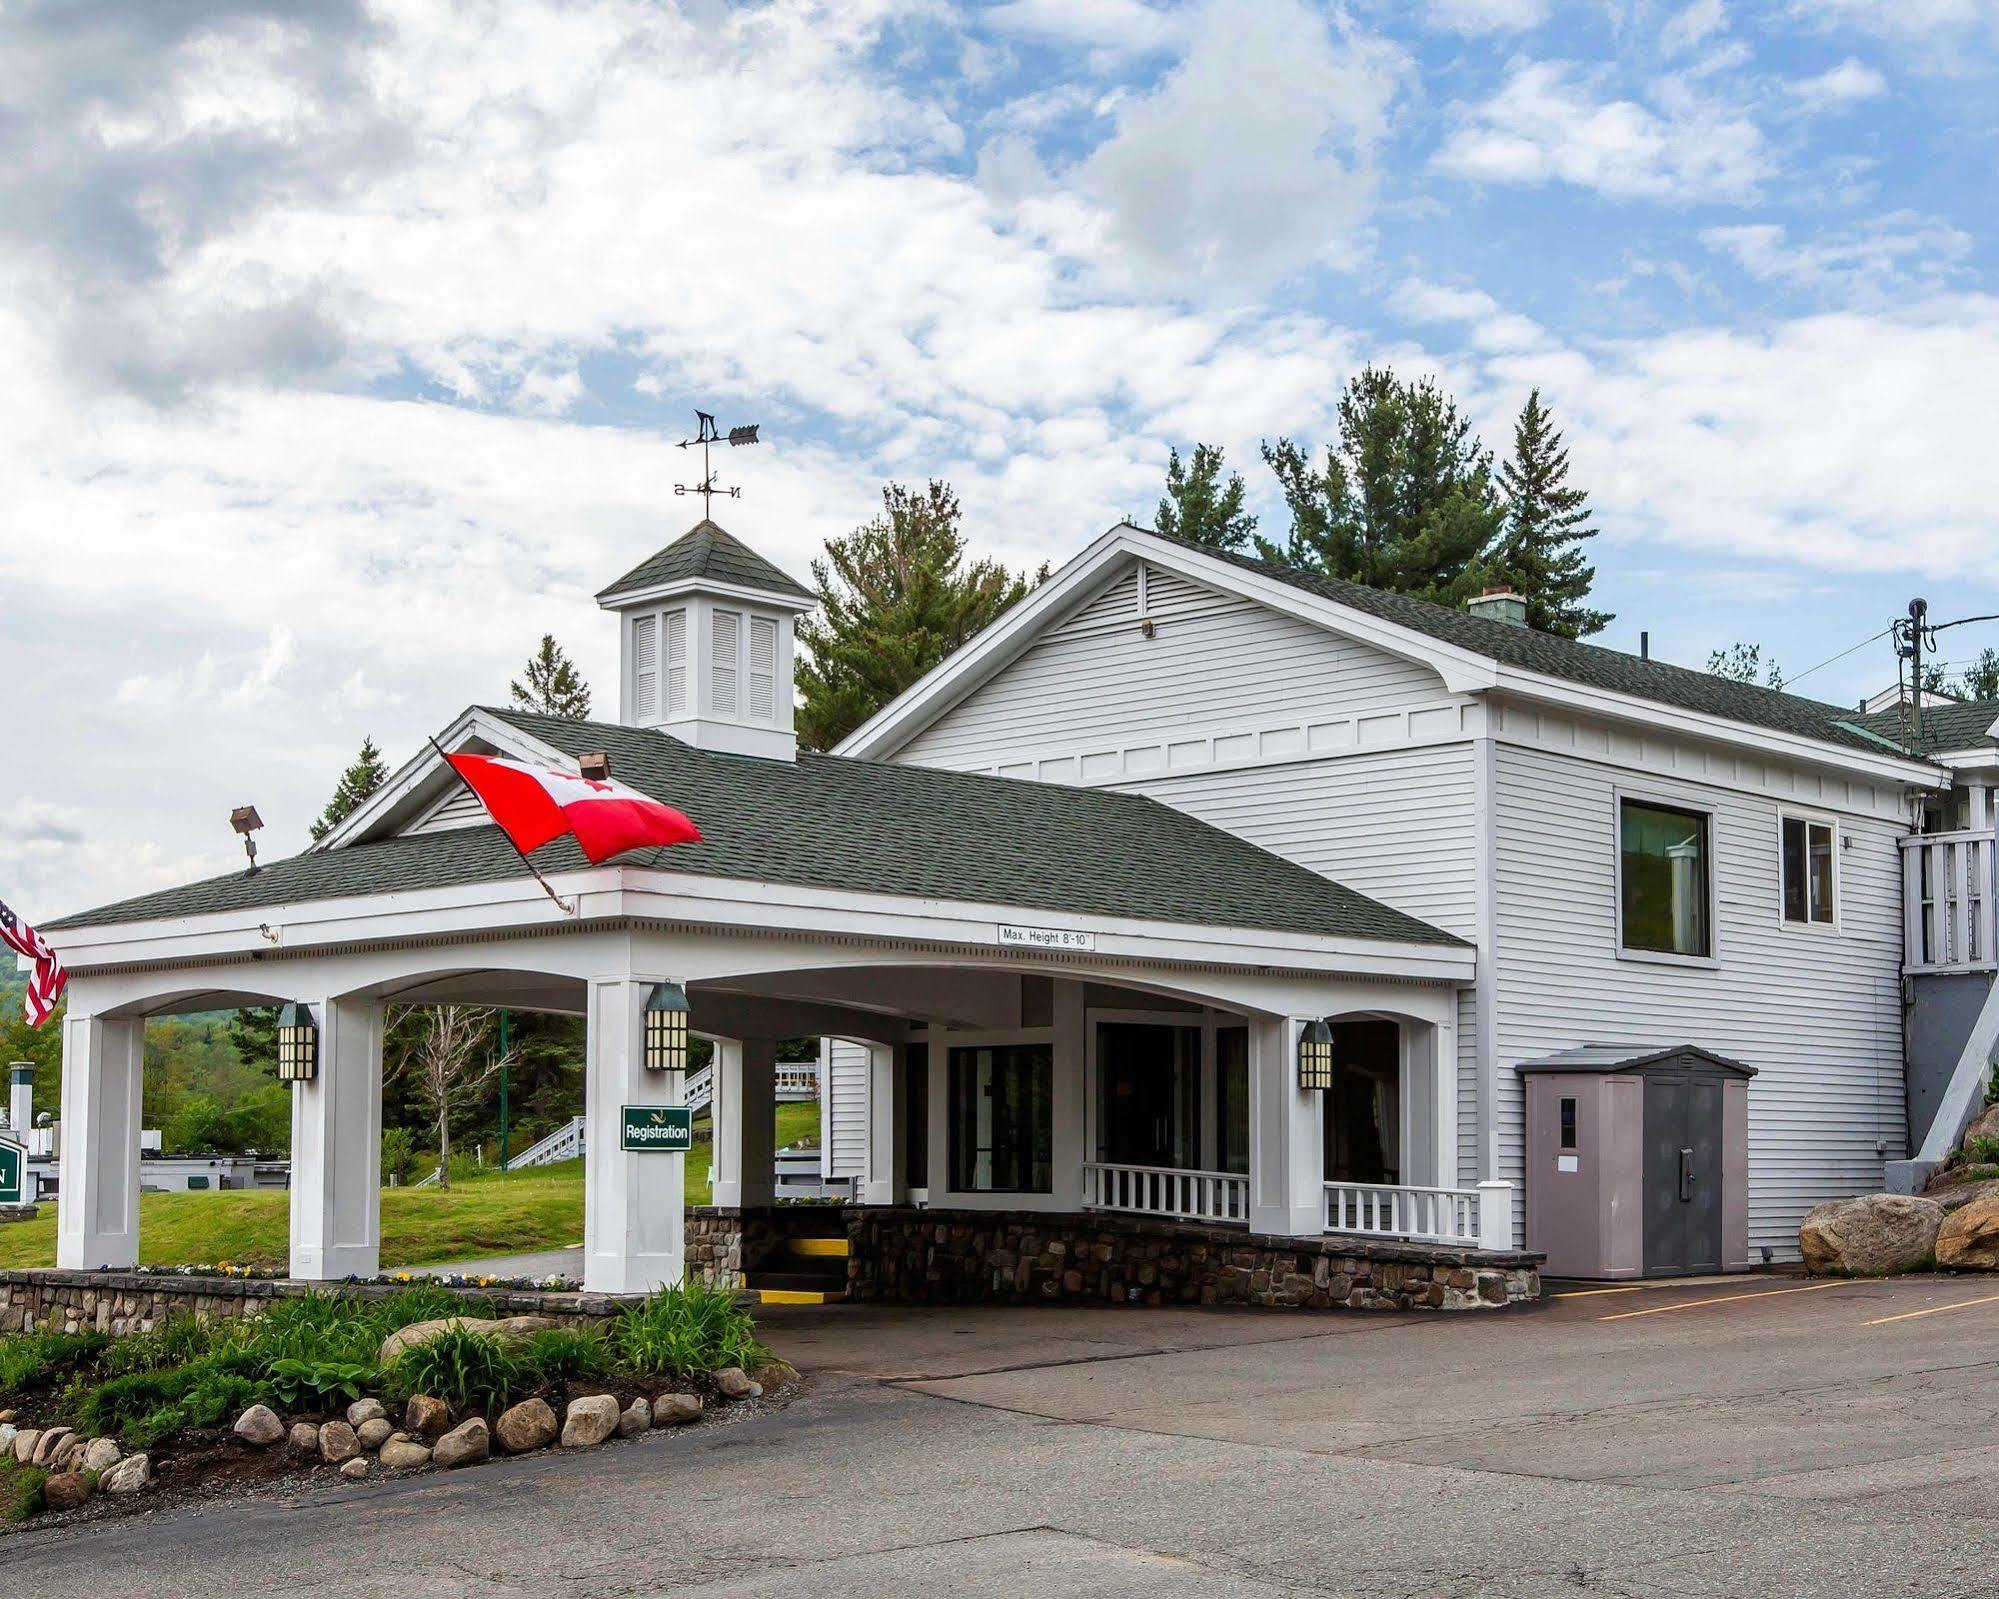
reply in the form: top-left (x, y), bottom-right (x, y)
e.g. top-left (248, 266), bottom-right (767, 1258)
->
top-left (1776, 809), bottom-right (1843, 936)
top-left (936, 1026), bottom-right (1059, 1206)
top-left (1612, 784), bottom-right (1721, 970)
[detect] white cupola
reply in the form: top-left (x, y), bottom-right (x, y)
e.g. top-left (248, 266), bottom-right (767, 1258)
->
top-left (595, 519), bottom-right (816, 762)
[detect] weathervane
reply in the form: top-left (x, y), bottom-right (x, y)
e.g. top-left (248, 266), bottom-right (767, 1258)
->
top-left (675, 409), bottom-right (761, 519)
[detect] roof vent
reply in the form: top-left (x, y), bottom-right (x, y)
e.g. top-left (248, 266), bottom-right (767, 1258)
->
top-left (1467, 586), bottom-right (1529, 628)
top-left (578, 751), bottom-right (611, 781)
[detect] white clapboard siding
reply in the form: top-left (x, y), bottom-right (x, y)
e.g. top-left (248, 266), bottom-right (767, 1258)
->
top-left (1489, 737), bottom-right (1909, 1258)
top-left (898, 560), bottom-right (1446, 771)
top-left (823, 1038), bottom-right (871, 1179)
top-left (404, 784), bottom-right (492, 835)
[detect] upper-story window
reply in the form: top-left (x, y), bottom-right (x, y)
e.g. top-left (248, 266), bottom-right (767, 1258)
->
top-left (1619, 797), bottom-right (1711, 959)
top-left (1781, 816), bottom-right (1836, 926)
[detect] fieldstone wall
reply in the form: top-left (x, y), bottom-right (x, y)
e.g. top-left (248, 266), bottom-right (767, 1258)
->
top-left (0, 1270), bottom-right (635, 1338)
top-left (841, 1208), bottom-right (1541, 1311)
top-left (685, 1207), bottom-right (780, 1290)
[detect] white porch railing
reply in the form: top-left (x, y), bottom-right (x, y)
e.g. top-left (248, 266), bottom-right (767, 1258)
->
top-left (1902, 829), bottom-right (1998, 975)
top-left (1323, 1179), bottom-right (1514, 1251)
top-left (1083, 1161), bottom-right (1250, 1226)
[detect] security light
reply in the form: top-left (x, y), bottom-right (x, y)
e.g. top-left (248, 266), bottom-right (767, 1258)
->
top-left (1298, 1018), bottom-right (1335, 1091)
top-left (644, 982), bottom-right (690, 1073)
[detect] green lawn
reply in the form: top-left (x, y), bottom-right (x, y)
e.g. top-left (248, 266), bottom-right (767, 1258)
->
top-left (0, 1102), bottom-right (820, 1273)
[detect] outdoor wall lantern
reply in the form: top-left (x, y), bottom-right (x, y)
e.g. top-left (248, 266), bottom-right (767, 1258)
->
top-left (1297, 1018), bottom-right (1335, 1091)
top-left (276, 1002), bottom-right (320, 1082)
top-left (644, 981), bottom-right (691, 1073)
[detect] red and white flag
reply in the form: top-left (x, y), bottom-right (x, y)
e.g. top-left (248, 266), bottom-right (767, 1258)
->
top-left (444, 753), bottom-right (702, 865)
top-left (0, 899), bottom-right (68, 1028)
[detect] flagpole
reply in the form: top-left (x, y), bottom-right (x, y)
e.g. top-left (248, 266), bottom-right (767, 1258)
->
top-left (427, 737), bottom-right (577, 917)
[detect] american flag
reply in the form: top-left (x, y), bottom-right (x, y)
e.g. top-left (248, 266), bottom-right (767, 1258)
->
top-left (0, 899), bottom-right (67, 1028)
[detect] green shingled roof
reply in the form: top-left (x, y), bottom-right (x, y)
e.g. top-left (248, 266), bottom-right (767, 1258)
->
top-left (1137, 527), bottom-right (1933, 764)
top-left (1852, 699), bottom-right (1999, 754)
top-left (48, 709), bottom-right (1463, 949)
top-left (596, 520), bottom-right (815, 605)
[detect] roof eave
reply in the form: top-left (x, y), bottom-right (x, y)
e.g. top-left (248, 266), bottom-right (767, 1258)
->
top-left (595, 574), bottom-right (817, 612)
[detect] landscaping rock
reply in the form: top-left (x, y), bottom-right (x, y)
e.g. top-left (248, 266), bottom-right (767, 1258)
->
top-left (234, 1405), bottom-right (286, 1447)
top-left (82, 1437), bottom-right (121, 1474)
top-left (0, 1408), bottom-right (14, 1422)
top-left (357, 1417), bottom-right (394, 1451)
top-left (319, 1420), bottom-right (361, 1464)
top-left (1798, 1194), bottom-right (1942, 1275)
top-left (100, 1453), bottom-right (151, 1495)
top-left (12, 1428), bottom-right (40, 1463)
top-left (404, 1395), bottom-right (451, 1442)
top-left (52, 1435), bottom-right (89, 1473)
top-left (432, 1417), bottom-right (489, 1469)
top-left (494, 1398), bottom-right (557, 1454)
top-left (1926, 1174), bottom-right (1999, 1213)
top-left (713, 1367), bottom-right (760, 1401)
top-left (618, 1397), bottom-right (651, 1437)
top-left (653, 1393), bottom-right (702, 1426)
top-left (289, 1422), bottom-right (321, 1454)
top-left (1937, 1190), bottom-right (1999, 1269)
top-left (378, 1435), bottom-right (432, 1471)
top-left (339, 1457), bottom-right (370, 1480)
top-left (560, 1394), bottom-right (620, 1448)
top-left (31, 1426), bottom-right (74, 1466)
top-left (346, 1397), bottom-right (387, 1427)
top-left (1961, 1103), bottom-right (1999, 1148)
top-left (0, 1424), bottom-right (15, 1456)
top-left (43, 1470), bottom-right (92, 1513)
top-left (378, 1315), bottom-right (559, 1364)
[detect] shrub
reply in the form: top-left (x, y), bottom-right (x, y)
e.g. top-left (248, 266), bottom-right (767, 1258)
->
top-left (1964, 1135), bottom-right (1999, 1167)
top-left (180, 1369), bottom-right (257, 1428)
top-left (519, 1327), bottom-right (607, 1385)
top-left (609, 1282), bottom-right (772, 1379)
top-left (123, 1404), bottom-right (189, 1454)
top-left (266, 1358), bottom-right (376, 1411)
top-left (96, 1314), bottom-right (217, 1378)
top-left (385, 1326), bottom-right (521, 1414)
top-left (0, 1330), bottom-right (109, 1396)
top-left (381, 1126), bottom-right (418, 1186)
top-left (76, 1369), bottom-right (182, 1438)
top-left (370, 1284), bottom-right (490, 1331)
top-left (0, 1460), bottom-right (47, 1523)
top-left (241, 1293), bottom-right (381, 1367)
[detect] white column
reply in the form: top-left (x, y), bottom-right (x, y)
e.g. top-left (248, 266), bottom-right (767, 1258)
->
top-left (709, 1037), bottom-right (775, 1210)
top-left (583, 974), bottom-right (684, 1294)
top-left (1248, 1016), bottom-right (1323, 1238)
top-left (289, 998), bottom-right (383, 1281)
top-left (861, 1041), bottom-right (903, 1206)
top-left (55, 1014), bottom-right (144, 1270)
top-left (1050, 978), bottom-right (1088, 1210)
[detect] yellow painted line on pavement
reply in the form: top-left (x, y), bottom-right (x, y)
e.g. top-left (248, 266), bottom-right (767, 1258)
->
top-left (1552, 1285), bottom-right (1645, 1298)
top-left (1598, 1282), bottom-right (1848, 1321)
top-left (1863, 1292), bottom-right (1999, 1326)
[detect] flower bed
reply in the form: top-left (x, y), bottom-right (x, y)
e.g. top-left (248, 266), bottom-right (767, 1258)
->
top-left (0, 1281), bottom-right (788, 1527)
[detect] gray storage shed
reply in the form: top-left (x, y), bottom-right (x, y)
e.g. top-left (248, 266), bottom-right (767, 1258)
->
top-left (1517, 1046), bottom-right (1754, 1280)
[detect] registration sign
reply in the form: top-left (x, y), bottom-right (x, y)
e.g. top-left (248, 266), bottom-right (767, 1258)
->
top-left (620, 1105), bottom-right (693, 1154)
top-left (995, 922), bottom-right (1097, 953)
top-left (0, 1142), bottom-right (22, 1206)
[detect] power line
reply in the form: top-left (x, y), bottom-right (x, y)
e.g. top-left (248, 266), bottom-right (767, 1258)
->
top-left (1786, 626), bottom-right (1891, 687)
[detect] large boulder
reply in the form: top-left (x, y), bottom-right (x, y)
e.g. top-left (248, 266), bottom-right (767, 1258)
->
top-left (653, 1393), bottom-right (702, 1427)
top-left (404, 1395), bottom-right (451, 1442)
top-left (43, 1471), bottom-right (92, 1513)
top-left (346, 1397), bottom-right (387, 1427)
top-left (378, 1435), bottom-right (432, 1471)
top-left (357, 1417), bottom-right (394, 1451)
top-left (100, 1453), bottom-right (152, 1495)
top-left (319, 1420), bottom-right (361, 1464)
top-left (378, 1316), bottom-right (559, 1364)
top-left (494, 1399), bottom-right (557, 1455)
top-left (1799, 1194), bottom-right (1942, 1275)
top-left (618, 1397), bottom-right (651, 1438)
top-left (560, 1395), bottom-right (620, 1448)
top-left (1937, 1191), bottom-right (1999, 1270)
top-left (30, 1426), bottom-right (74, 1466)
top-left (12, 1429), bottom-right (40, 1464)
top-left (289, 1422), bottom-right (321, 1454)
top-left (234, 1405), bottom-right (286, 1447)
top-left (81, 1437), bottom-right (121, 1474)
top-left (1961, 1103), bottom-right (1999, 1150)
top-left (713, 1367), bottom-right (761, 1401)
top-left (432, 1418), bottom-right (489, 1469)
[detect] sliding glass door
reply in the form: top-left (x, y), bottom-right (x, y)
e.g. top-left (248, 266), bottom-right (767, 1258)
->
top-left (948, 1043), bottom-right (1053, 1194)
top-left (1096, 1022), bottom-right (1201, 1170)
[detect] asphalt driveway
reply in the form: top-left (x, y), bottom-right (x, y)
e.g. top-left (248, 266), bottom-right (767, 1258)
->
top-left (10, 1273), bottom-right (1999, 1596)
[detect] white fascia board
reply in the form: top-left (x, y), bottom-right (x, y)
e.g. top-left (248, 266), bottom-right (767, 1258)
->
top-left (46, 866), bottom-right (1475, 985)
top-left (312, 708), bottom-right (570, 852)
top-left (1487, 670), bottom-right (1948, 788)
top-left (596, 577), bottom-right (816, 614)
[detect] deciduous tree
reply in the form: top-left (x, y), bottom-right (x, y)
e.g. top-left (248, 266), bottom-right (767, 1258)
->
top-left (387, 1005), bottom-right (513, 1190)
top-left (1708, 642), bottom-right (1784, 690)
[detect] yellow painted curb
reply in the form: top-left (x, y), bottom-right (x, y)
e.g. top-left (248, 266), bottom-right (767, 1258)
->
top-left (782, 1237), bottom-right (850, 1257)
top-left (756, 1288), bottom-right (846, 1305)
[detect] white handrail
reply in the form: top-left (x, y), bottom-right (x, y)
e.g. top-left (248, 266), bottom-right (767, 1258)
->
top-left (1082, 1161), bottom-right (1250, 1226)
top-left (1323, 1178), bottom-right (1514, 1250)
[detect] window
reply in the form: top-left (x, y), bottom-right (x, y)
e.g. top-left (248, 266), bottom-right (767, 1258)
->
top-left (1620, 798), bottom-right (1711, 958)
top-left (1559, 1097), bottom-right (1577, 1150)
top-left (1095, 1023), bottom-right (1200, 1170)
top-left (902, 1043), bottom-right (929, 1190)
top-left (1215, 1026), bottom-right (1249, 1176)
top-left (948, 1044), bottom-right (1052, 1193)
top-left (1781, 816), bottom-right (1835, 926)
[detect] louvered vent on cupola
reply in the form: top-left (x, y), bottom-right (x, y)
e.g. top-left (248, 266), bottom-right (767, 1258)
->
top-left (593, 519), bottom-right (815, 762)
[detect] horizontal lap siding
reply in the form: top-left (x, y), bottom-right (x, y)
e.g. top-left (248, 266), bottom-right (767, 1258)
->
top-left (1491, 741), bottom-right (1907, 1258)
top-left (824, 1040), bottom-right (870, 1180)
top-left (898, 563), bottom-right (1444, 772)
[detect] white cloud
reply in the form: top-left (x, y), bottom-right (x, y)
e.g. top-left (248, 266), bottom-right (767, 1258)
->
top-left (1787, 57), bottom-right (1890, 110)
top-left (981, 0), bottom-right (1183, 56)
top-left (1660, 0), bottom-right (1727, 56)
top-left (1427, 0), bottom-right (1549, 36)
top-left (1081, 0), bottom-right (1407, 287)
top-left (1701, 213), bottom-right (1970, 294)
top-left (1794, 0), bottom-right (1995, 41)
top-left (1434, 60), bottom-right (1770, 202)
top-left (1389, 280), bottom-right (1502, 322)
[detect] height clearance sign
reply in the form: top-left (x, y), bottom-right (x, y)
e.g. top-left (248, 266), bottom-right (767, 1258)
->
top-left (620, 1106), bottom-right (694, 1154)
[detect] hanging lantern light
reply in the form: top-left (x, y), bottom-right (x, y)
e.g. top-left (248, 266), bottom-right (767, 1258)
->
top-left (276, 1003), bottom-right (320, 1082)
top-left (644, 982), bottom-right (690, 1073)
top-left (1297, 1018), bottom-right (1334, 1091)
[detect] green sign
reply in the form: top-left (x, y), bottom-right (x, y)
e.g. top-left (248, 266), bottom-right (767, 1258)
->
top-left (620, 1105), bottom-right (693, 1154)
top-left (0, 1142), bottom-right (22, 1207)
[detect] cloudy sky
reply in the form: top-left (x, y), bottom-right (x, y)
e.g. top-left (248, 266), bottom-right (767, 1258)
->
top-left (3, 0), bottom-right (1997, 918)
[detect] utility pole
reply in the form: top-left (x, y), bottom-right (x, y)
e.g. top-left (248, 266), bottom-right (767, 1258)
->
top-left (1895, 597), bottom-right (1930, 748)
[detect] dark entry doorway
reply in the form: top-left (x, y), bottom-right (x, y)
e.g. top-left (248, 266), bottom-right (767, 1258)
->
top-left (1096, 1023), bottom-right (1201, 1169)
top-left (1323, 1019), bottom-right (1400, 1184)
top-left (1643, 1071), bottom-right (1725, 1275)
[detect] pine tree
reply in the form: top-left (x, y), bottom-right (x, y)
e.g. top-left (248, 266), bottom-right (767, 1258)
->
top-left (1959, 647), bottom-right (1999, 702)
top-left (1155, 444), bottom-right (1257, 551)
top-left (510, 635), bottom-right (592, 719)
top-left (1497, 390), bottom-right (1611, 638)
top-left (1255, 367), bottom-right (1502, 609)
top-left (795, 481), bottom-right (1043, 751)
top-left (308, 736), bottom-right (390, 844)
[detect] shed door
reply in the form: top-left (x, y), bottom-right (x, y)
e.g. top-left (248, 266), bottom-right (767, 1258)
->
top-left (1643, 1073), bottom-right (1725, 1276)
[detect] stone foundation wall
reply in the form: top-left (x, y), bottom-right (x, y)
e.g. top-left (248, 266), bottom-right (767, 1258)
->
top-left (841, 1208), bottom-right (1542, 1311)
top-left (0, 1271), bottom-right (635, 1339)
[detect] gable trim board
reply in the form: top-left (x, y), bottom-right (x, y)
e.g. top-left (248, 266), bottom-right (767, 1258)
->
top-left (840, 525), bottom-right (1944, 792)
